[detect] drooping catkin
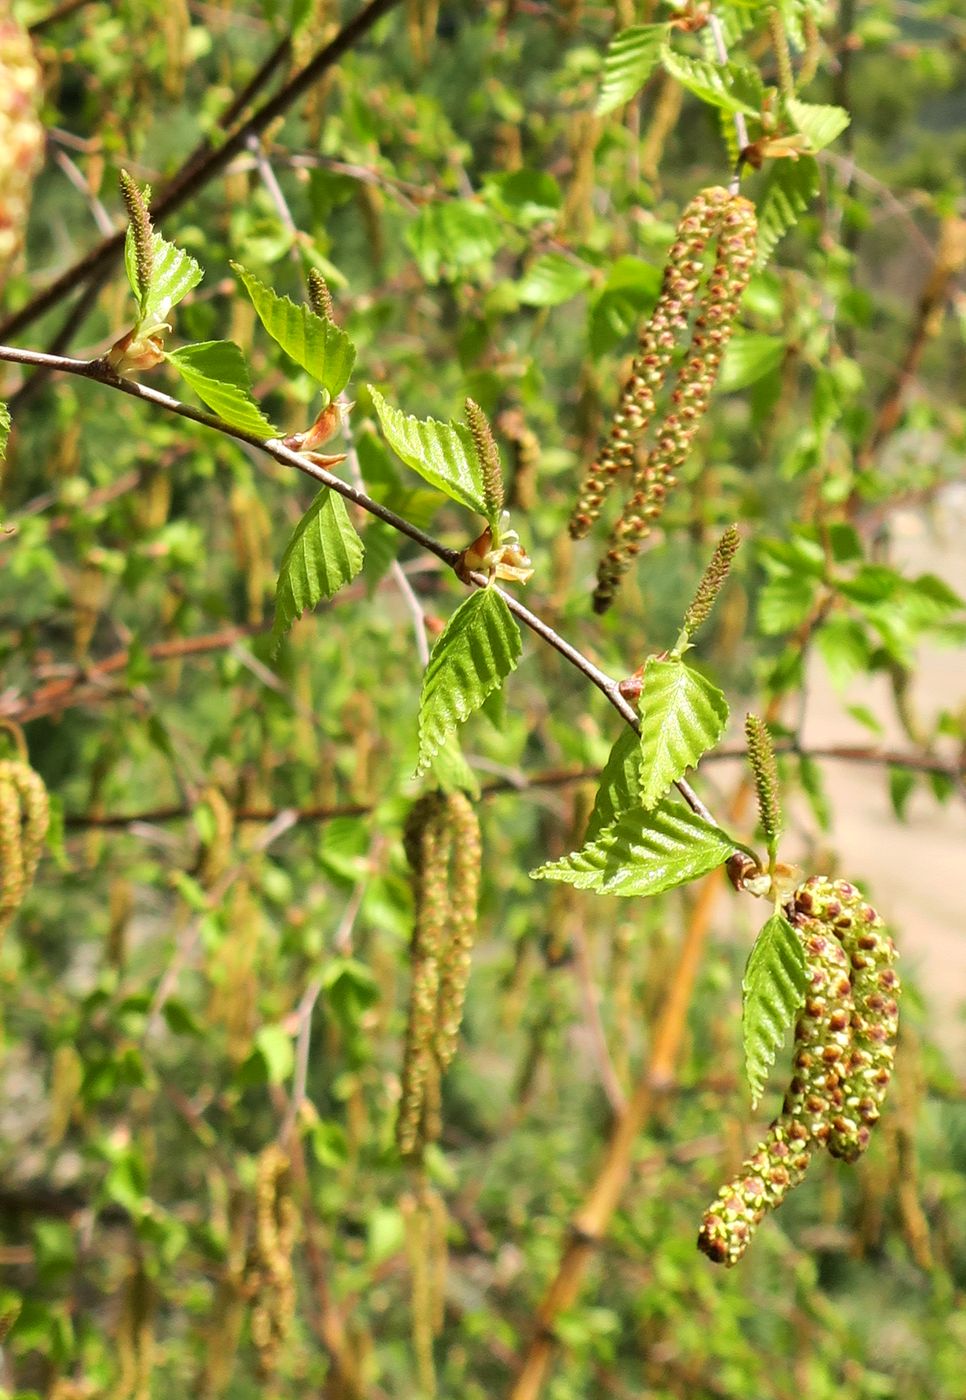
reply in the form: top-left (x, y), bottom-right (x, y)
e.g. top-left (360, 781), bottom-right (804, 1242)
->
top-left (570, 186), bottom-right (732, 539)
top-left (792, 877), bottom-right (901, 1162)
top-left (435, 791), bottom-right (481, 1069)
top-left (591, 194), bottom-right (757, 611)
top-left (0, 759), bottom-right (49, 935)
top-left (0, 10), bottom-right (43, 291)
top-left (249, 1146), bottom-right (297, 1378)
top-left (397, 794), bottom-right (452, 1158)
top-left (196, 785), bottom-right (234, 889)
top-left (697, 1115), bottom-right (814, 1267)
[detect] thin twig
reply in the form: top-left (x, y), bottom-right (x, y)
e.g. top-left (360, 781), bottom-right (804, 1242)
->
top-left (708, 13), bottom-right (749, 190)
top-left (0, 0), bottom-right (406, 345)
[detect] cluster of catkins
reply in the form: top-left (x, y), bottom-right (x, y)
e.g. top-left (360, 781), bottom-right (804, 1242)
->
top-left (0, 8), bottom-right (43, 291)
top-left (698, 877), bottom-right (901, 1266)
top-left (0, 758), bottom-right (49, 938)
top-left (569, 186), bottom-right (757, 613)
top-left (397, 790), bottom-right (481, 1160)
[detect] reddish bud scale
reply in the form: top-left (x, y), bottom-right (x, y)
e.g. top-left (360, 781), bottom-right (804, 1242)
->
top-left (791, 877), bottom-right (901, 1161)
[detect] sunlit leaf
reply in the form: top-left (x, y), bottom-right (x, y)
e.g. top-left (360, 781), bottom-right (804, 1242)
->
top-left (233, 262), bottom-right (356, 399)
top-left (532, 799), bottom-right (734, 897)
top-left (585, 727), bottom-right (640, 843)
top-left (742, 913), bottom-right (807, 1108)
top-left (785, 98), bottom-right (850, 154)
top-left (166, 341), bottom-right (277, 436)
top-left (596, 24), bottom-right (668, 115)
top-left (416, 587), bottom-right (521, 775)
top-left (369, 385), bottom-right (487, 516)
top-left (638, 660), bottom-right (729, 809)
top-left (661, 46), bottom-right (761, 115)
top-left (126, 229), bottom-right (203, 328)
top-left (271, 488), bottom-right (364, 650)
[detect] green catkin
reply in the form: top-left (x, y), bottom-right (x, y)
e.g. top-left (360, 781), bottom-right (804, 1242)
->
top-left (591, 194), bottom-right (757, 611)
top-left (435, 792), bottom-right (481, 1068)
top-left (118, 170), bottom-right (154, 302)
top-left (570, 186), bottom-right (731, 540)
top-left (681, 525), bottom-right (741, 640)
top-left (697, 1115), bottom-right (814, 1267)
top-left (792, 877), bottom-right (901, 1161)
top-left (397, 795), bottom-right (452, 1158)
top-left (767, 5), bottom-right (795, 99)
top-left (465, 399), bottom-right (504, 518)
top-left (307, 267), bottom-right (333, 321)
top-left (0, 760), bottom-right (49, 934)
top-left (744, 713), bottom-right (783, 851)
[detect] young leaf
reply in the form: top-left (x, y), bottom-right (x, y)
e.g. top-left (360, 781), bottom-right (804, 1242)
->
top-left (532, 799), bottom-right (735, 898)
top-left (742, 913), bottom-right (807, 1108)
top-left (596, 23), bottom-right (668, 115)
top-left (785, 98), bottom-right (850, 154)
top-left (166, 341), bottom-right (277, 437)
top-left (416, 587), bottom-right (521, 775)
top-left (585, 727), bottom-right (641, 843)
top-left (232, 262), bottom-right (356, 399)
top-left (369, 386), bottom-right (488, 516)
top-left (754, 157), bottom-right (820, 267)
top-left (271, 488), bottom-right (364, 650)
top-left (515, 253), bottom-right (592, 307)
top-left (638, 660), bottom-right (729, 809)
top-left (127, 231), bottom-right (203, 329)
top-left (661, 46), bottom-right (760, 115)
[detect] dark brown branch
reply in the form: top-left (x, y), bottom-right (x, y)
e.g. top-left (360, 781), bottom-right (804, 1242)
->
top-left (0, 0), bottom-right (406, 345)
top-left (28, 0), bottom-right (96, 34)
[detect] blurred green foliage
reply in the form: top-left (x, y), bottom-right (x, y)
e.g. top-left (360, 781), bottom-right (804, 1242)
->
top-left (0, 1), bottom-right (965, 1397)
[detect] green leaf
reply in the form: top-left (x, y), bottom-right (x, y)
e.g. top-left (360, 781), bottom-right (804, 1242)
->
top-left (638, 660), bottom-right (729, 809)
top-left (0, 399), bottom-right (9, 462)
top-left (126, 230), bottom-right (203, 328)
top-left (531, 799), bottom-right (735, 898)
top-left (515, 253), bottom-right (592, 307)
top-left (815, 616), bottom-right (871, 690)
top-left (596, 24), bottom-right (668, 115)
top-left (165, 341), bottom-right (277, 436)
top-left (369, 385), bottom-right (487, 516)
top-left (758, 574), bottom-right (817, 635)
top-left (232, 262), bottom-right (356, 399)
top-left (888, 765), bottom-right (916, 820)
top-left (404, 200), bottom-right (504, 284)
top-left (717, 333), bottom-right (786, 393)
top-left (741, 913), bottom-right (807, 1109)
top-left (253, 1024), bottom-right (295, 1085)
top-left (585, 728), bottom-right (640, 843)
top-left (484, 169), bottom-right (561, 227)
top-left (271, 488), bottom-right (364, 650)
top-left (754, 156), bottom-right (820, 267)
top-left (661, 45), bottom-right (760, 115)
top-left (416, 587), bottom-right (522, 776)
top-left (785, 98), bottom-right (850, 153)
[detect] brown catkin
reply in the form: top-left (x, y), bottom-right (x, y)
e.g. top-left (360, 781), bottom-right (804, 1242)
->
top-left (698, 912), bottom-right (856, 1265)
top-left (791, 877), bottom-right (901, 1161)
top-left (570, 186), bottom-right (732, 539)
top-left (592, 194), bottom-right (757, 611)
top-left (250, 1146), bottom-right (297, 1378)
top-left (397, 794), bottom-right (452, 1158)
top-left (435, 792), bottom-right (481, 1068)
top-left (0, 10), bottom-right (43, 292)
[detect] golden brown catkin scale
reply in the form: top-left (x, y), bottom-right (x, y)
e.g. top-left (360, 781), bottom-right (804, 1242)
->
top-left (569, 186), bottom-right (732, 539)
top-left (397, 794), bottom-right (452, 1159)
top-left (698, 914), bottom-right (855, 1266)
top-left (791, 877), bottom-right (901, 1162)
top-left (0, 10), bottom-right (43, 292)
top-left (435, 791), bottom-right (481, 1069)
top-left (592, 195), bottom-right (757, 612)
top-left (0, 760), bottom-right (50, 935)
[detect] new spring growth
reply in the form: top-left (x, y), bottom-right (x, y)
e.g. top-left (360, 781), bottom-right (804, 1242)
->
top-left (118, 170), bottom-right (154, 314)
top-left (307, 267), bottom-right (334, 321)
top-left (676, 524), bottom-right (741, 653)
top-left (745, 712), bottom-right (782, 862)
top-left (464, 398), bottom-right (504, 521)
